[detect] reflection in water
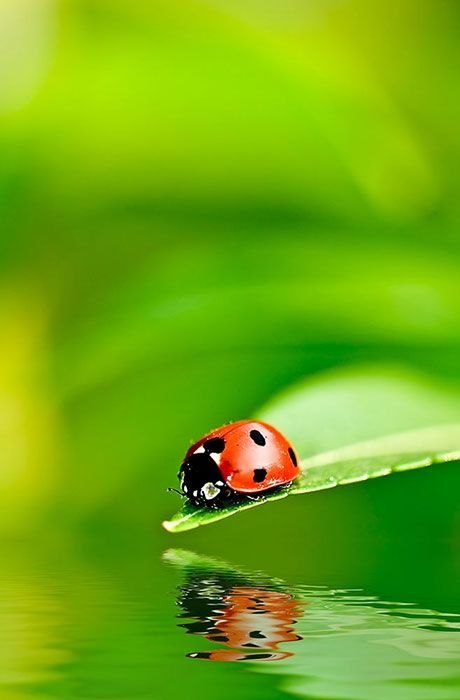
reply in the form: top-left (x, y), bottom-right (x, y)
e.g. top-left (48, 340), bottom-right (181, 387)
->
top-left (175, 565), bottom-right (304, 661)
top-left (167, 549), bottom-right (460, 699)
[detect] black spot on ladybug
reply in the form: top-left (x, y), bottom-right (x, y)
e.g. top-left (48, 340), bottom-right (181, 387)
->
top-left (250, 429), bottom-right (266, 446)
top-left (187, 652), bottom-right (212, 659)
top-left (244, 652), bottom-right (276, 660)
top-left (253, 468), bottom-right (267, 483)
top-left (242, 643), bottom-right (259, 648)
top-left (249, 630), bottom-right (266, 639)
top-left (288, 447), bottom-right (298, 466)
top-left (210, 635), bottom-right (229, 642)
top-left (203, 437), bottom-right (225, 453)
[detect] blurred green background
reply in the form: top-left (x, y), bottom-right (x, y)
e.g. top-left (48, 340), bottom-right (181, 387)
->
top-left (0, 0), bottom-right (460, 553)
top-left (3, 5), bottom-right (460, 698)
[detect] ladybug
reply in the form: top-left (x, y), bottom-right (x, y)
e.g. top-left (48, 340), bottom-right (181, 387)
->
top-left (176, 420), bottom-right (299, 509)
top-left (185, 586), bottom-right (302, 662)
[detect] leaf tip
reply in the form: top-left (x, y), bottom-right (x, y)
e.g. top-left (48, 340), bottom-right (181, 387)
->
top-left (162, 519), bottom-right (176, 533)
top-left (162, 512), bottom-right (201, 533)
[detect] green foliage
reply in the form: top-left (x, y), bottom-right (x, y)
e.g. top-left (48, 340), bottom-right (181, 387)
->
top-left (0, 1), bottom-right (460, 537)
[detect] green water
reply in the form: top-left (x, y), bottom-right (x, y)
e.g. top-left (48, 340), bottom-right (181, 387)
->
top-left (2, 528), bottom-right (459, 700)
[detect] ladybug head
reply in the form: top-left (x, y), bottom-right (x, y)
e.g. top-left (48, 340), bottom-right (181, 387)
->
top-left (178, 448), bottom-right (231, 509)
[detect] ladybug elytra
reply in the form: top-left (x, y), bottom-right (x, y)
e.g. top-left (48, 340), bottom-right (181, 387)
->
top-left (176, 420), bottom-right (299, 509)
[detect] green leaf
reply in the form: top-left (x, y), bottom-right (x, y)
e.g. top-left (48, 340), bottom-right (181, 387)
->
top-left (163, 365), bottom-right (460, 532)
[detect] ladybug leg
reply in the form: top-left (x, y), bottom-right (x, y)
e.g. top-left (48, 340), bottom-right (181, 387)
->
top-left (244, 492), bottom-right (271, 502)
top-left (245, 483), bottom-right (293, 501)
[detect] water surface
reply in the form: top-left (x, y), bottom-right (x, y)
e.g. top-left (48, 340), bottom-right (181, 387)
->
top-left (0, 538), bottom-right (458, 700)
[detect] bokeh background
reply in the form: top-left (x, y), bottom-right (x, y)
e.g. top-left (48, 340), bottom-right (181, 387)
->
top-left (1, 0), bottom-right (460, 565)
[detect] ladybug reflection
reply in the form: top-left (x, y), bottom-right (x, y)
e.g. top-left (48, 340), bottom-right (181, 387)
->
top-left (177, 572), bottom-right (303, 662)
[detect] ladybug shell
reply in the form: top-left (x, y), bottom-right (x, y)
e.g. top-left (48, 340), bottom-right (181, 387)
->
top-left (187, 586), bottom-right (302, 662)
top-left (185, 420), bottom-right (299, 494)
top-left (208, 587), bottom-right (302, 650)
top-left (188, 650), bottom-right (292, 662)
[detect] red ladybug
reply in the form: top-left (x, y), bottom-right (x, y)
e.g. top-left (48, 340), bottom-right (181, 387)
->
top-left (187, 586), bottom-right (303, 662)
top-left (177, 420), bottom-right (299, 509)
